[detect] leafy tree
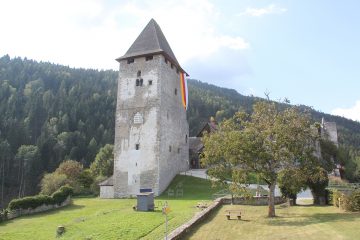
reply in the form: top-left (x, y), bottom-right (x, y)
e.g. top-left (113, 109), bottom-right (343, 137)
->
top-left (202, 101), bottom-right (317, 217)
top-left (55, 160), bottom-right (83, 193)
top-left (90, 144), bottom-right (114, 177)
top-left (278, 169), bottom-right (307, 205)
top-left (40, 172), bottom-right (67, 195)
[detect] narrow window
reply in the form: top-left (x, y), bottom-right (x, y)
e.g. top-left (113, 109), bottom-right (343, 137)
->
top-left (135, 144), bottom-right (140, 150)
top-left (176, 69), bottom-right (179, 74)
top-left (136, 79), bottom-right (140, 86)
top-left (177, 148), bottom-right (180, 154)
top-left (165, 58), bottom-right (168, 64)
top-left (174, 88), bottom-right (177, 95)
top-left (146, 55), bottom-right (153, 61)
top-left (134, 112), bottom-right (143, 124)
top-left (140, 79), bottom-right (143, 86)
top-left (169, 145), bottom-right (172, 152)
top-left (127, 58), bottom-right (134, 64)
top-left (148, 80), bottom-right (153, 85)
top-left (185, 135), bottom-right (188, 143)
top-left (137, 70), bottom-right (141, 77)
top-left (171, 63), bottom-right (174, 69)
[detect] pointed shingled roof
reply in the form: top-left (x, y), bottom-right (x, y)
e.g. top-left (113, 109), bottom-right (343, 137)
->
top-left (117, 19), bottom-right (187, 74)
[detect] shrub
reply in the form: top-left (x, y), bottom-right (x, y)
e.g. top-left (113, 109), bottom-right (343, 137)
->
top-left (8, 185), bottom-right (73, 210)
top-left (40, 172), bottom-right (68, 195)
top-left (52, 185), bottom-right (73, 205)
top-left (343, 190), bottom-right (360, 212)
top-left (0, 209), bottom-right (8, 222)
top-left (328, 189), bottom-right (343, 207)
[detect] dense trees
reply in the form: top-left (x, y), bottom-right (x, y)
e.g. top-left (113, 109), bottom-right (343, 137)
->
top-left (0, 55), bottom-right (117, 207)
top-left (90, 144), bottom-right (114, 177)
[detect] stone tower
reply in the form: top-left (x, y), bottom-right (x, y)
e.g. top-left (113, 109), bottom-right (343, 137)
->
top-left (113, 19), bottom-right (189, 197)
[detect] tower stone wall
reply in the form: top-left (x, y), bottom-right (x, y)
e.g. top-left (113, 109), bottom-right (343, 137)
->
top-left (112, 19), bottom-right (189, 197)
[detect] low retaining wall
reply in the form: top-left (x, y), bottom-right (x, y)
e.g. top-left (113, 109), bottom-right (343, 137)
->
top-left (5, 196), bottom-right (72, 220)
top-left (222, 196), bottom-right (286, 205)
top-left (168, 196), bottom-right (286, 239)
top-left (168, 197), bottom-right (223, 239)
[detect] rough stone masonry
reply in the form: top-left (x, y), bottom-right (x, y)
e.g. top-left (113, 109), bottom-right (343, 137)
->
top-left (100, 19), bottom-right (189, 198)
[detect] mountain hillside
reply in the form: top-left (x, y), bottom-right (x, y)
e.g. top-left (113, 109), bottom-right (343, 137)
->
top-left (0, 55), bottom-right (359, 208)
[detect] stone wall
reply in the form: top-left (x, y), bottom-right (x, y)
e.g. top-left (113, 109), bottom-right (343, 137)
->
top-left (168, 196), bottom-right (286, 239)
top-left (5, 196), bottom-right (72, 221)
top-left (158, 54), bottom-right (189, 194)
top-left (222, 196), bottom-right (286, 205)
top-left (168, 197), bottom-right (223, 240)
top-left (113, 54), bottom-right (189, 197)
top-left (114, 55), bottom-right (161, 197)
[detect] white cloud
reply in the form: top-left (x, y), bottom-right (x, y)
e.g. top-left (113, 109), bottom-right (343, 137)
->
top-left (332, 101), bottom-right (360, 122)
top-left (0, 0), bottom-right (249, 70)
top-left (239, 4), bottom-right (287, 17)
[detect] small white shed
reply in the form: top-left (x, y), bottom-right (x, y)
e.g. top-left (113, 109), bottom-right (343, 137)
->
top-left (99, 176), bottom-right (114, 199)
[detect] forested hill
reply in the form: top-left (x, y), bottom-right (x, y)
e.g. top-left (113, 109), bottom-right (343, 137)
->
top-left (188, 79), bottom-right (360, 150)
top-left (0, 55), bottom-right (360, 208)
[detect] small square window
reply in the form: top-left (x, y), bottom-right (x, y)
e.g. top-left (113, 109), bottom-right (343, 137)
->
top-left (127, 58), bottom-right (134, 64)
top-left (146, 55), bottom-right (153, 61)
top-left (148, 80), bottom-right (153, 85)
top-left (135, 144), bottom-right (140, 150)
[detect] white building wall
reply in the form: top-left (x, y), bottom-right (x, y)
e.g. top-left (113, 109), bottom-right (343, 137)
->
top-left (113, 54), bottom-right (189, 198)
top-left (100, 186), bottom-right (114, 199)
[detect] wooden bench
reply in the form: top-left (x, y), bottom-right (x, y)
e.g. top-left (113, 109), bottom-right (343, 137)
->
top-left (196, 202), bottom-right (208, 209)
top-left (225, 210), bottom-right (241, 220)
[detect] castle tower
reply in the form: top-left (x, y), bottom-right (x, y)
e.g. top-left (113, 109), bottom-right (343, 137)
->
top-left (113, 19), bottom-right (189, 197)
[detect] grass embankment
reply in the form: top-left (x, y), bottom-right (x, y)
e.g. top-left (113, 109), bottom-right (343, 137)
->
top-left (0, 175), bottom-right (220, 240)
top-left (184, 203), bottom-right (360, 240)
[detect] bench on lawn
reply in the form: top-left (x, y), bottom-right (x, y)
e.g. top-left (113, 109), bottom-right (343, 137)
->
top-left (225, 210), bottom-right (241, 220)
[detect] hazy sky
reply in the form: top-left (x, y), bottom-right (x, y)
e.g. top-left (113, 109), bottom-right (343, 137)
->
top-left (0, 0), bottom-right (359, 121)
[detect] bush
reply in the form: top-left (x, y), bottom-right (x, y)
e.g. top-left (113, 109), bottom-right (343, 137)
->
top-left (40, 172), bottom-right (68, 195)
top-left (52, 185), bottom-right (73, 205)
top-left (8, 185), bottom-right (73, 210)
top-left (0, 209), bottom-right (8, 222)
top-left (330, 189), bottom-right (346, 208)
top-left (343, 190), bottom-right (360, 212)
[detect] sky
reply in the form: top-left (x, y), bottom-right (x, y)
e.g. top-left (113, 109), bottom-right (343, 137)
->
top-left (0, 0), bottom-right (359, 121)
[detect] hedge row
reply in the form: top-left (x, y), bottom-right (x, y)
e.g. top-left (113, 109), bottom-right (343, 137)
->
top-left (0, 209), bottom-right (8, 222)
top-left (8, 185), bottom-right (73, 211)
top-left (330, 189), bottom-right (360, 212)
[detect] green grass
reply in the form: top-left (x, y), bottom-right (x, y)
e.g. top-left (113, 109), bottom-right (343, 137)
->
top-left (0, 175), bottom-right (220, 240)
top-left (184, 203), bottom-right (360, 240)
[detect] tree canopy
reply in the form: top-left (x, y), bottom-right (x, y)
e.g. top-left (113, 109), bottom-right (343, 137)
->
top-left (202, 101), bottom-right (318, 217)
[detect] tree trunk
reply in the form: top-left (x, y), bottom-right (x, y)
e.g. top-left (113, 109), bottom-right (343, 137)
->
top-left (268, 182), bottom-right (276, 217)
top-left (289, 193), bottom-right (297, 206)
top-left (311, 190), bottom-right (326, 205)
top-left (1, 160), bottom-right (4, 208)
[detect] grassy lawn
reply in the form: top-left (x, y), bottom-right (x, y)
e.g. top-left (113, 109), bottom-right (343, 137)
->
top-left (0, 175), bottom-right (220, 240)
top-left (184, 203), bottom-right (360, 240)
